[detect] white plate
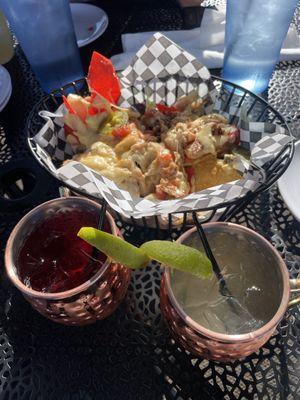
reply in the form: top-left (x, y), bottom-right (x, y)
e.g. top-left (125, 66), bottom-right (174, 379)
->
top-left (70, 3), bottom-right (108, 48)
top-left (0, 66), bottom-right (12, 112)
top-left (278, 140), bottom-right (300, 221)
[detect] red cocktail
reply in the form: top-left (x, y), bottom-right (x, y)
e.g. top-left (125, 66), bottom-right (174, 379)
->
top-left (17, 207), bottom-right (107, 293)
top-left (5, 197), bottom-right (131, 325)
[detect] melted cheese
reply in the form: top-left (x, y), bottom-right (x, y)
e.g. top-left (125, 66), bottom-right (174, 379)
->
top-left (194, 155), bottom-right (241, 192)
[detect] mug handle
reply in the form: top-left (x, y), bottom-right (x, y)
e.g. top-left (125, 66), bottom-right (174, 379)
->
top-left (288, 279), bottom-right (300, 308)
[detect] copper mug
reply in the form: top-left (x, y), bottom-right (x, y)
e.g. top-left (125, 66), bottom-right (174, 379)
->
top-left (160, 222), bottom-right (299, 362)
top-left (5, 197), bottom-right (131, 326)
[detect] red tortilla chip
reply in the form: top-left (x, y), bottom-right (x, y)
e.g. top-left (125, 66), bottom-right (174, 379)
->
top-left (87, 52), bottom-right (121, 104)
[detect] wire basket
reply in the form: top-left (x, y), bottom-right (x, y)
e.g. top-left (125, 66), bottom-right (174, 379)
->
top-left (27, 75), bottom-right (294, 233)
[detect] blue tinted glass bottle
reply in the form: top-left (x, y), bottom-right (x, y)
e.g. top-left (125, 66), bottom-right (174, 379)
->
top-left (0, 0), bottom-right (83, 93)
top-left (223, 0), bottom-right (299, 94)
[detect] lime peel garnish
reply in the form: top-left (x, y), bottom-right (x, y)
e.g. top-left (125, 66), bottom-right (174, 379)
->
top-left (141, 240), bottom-right (212, 279)
top-left (77, 227), bottom-right (150, 269)
top-left (78, 228), bottom-right (212, 279)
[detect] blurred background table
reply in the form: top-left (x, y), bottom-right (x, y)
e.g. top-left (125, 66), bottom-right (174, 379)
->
top-left (0, 0), bottom-right (299, 399)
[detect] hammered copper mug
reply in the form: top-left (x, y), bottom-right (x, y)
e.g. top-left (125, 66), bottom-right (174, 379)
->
top-left (160, 222), bottom-right (299, 362)
top-left (5, 197), bottom-right (131, 326)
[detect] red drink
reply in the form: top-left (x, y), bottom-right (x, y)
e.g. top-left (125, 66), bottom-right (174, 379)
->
top-left (16, 209), bottom-right (107, 293)
top-left (5, 197), bottom-right (131, 325)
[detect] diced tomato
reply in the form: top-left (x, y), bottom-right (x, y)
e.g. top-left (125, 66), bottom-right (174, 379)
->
top-left (88, 106), bottom-right (99, 116)
top-left (64, 124), bottom-right (73, 136)
top-left (155, 187), bottom-right (168, 200)
top-left (160, 149), bottom-right (173, 161)
top-left (159, 149), bottom-right (174, 167)
top-left (112, 125), bottom-right (131, 139)
top-left (156, 104), bottom-right (178, 115)
top-left (87, 51), bottom-right (121, 104)
top-left (64, 124), bottom-right (80, 144)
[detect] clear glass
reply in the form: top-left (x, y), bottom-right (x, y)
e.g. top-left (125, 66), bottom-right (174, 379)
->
top-left (170, 225), bottom-right (283, 335)
top-left (0, 10), bottom-right (14, 64)
top-left (222, 0), bottom-right (299, 94)
top-left (160, 223), bottom-right (290, 361)
top-left (0, 0), bottom-right (83, 93)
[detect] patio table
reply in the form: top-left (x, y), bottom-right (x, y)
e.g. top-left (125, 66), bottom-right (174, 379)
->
top-left (0, 1), bottom-right (299, 399)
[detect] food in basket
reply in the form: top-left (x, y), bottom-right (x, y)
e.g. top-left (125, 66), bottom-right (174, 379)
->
top-left (63, 52), bottom-right (241, 200)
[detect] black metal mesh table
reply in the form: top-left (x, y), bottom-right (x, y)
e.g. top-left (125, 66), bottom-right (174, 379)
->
top-left (0, 1), bottom-right (299, 399)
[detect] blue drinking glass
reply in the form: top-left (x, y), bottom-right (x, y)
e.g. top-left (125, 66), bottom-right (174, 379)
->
top-left (0, 0), bottom-right (83, 93)
top-left (222, 0), bottom-right (299, 94)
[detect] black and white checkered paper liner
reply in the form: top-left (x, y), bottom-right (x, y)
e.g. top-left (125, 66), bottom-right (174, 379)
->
top-left (33, 33), bottom-right (292, 218)
top-left (57, 160), bottom-right (261, 218)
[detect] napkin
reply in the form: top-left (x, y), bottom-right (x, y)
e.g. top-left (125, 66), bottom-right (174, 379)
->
top-left (111, 6), bottom-right (300, 70)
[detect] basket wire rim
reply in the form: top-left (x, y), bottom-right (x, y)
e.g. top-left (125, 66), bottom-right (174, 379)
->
top-left (26, 75), bottom-right (295, 223)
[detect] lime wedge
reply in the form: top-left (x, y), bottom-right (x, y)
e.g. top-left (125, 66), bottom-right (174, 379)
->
top-left (78, 227), bottom-right (150, 269)
top-left (140, 240), bottom-right (212, 279)
top-left (78, 228), bottom-right (212, 279)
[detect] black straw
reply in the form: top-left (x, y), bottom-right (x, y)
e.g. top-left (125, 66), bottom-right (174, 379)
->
top-left (92, 201), bottom-right (107, 258)
top-left (192, 212), bottom-right (231, 297)
top-left (98, 201), bottom-right (107, 230)
top-left (85, 201), bottom-right (107, 268)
